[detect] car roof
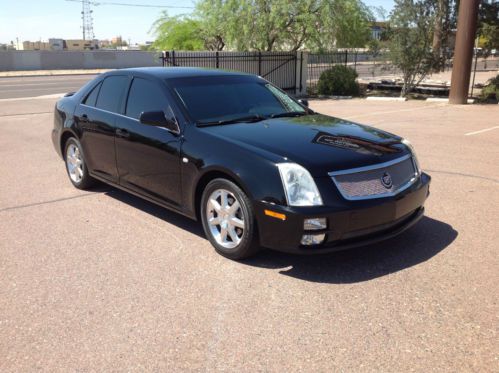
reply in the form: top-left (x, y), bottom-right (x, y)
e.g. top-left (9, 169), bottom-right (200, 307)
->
top-left (107, 67), bottom-right (255, 79)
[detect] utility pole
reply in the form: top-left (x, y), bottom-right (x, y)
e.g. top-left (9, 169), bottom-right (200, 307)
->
top-left (81, 0), bottom-right (95, 41)
top-left (449, 0), bottom-right (480, 104)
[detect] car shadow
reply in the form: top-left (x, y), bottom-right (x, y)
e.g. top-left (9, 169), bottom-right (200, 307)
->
top-left (103, 187), bottom-right (205, 238)
top-left (101, 186), bottom-right (457, 284)
top-left (242, 216), bottom-right (457, 283)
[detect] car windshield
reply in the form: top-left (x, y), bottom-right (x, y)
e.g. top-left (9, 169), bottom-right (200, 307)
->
top-left (169, 75), bottom-right (306, 125)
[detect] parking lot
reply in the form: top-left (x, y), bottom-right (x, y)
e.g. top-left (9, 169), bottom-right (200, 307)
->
top-left (1, 80), bottom-right (498, 371)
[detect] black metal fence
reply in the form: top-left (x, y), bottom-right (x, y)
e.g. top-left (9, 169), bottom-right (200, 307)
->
top-left (160, 51), bottom-right (303, 93)
top-left (307, 50), bottom-right (498, 96)
top-left (307, 51), bottom-right (402, 94)
top-left (158, 50), bottom-right (497, 97)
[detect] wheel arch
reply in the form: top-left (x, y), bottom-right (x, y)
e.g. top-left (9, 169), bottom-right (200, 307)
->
top-left (193, 168), bottom-right (253, 221)
top-left (59, 129), bottom-right (79, 158)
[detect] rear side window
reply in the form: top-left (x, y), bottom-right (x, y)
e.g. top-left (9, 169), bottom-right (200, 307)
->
top-left (125, 78), bottom-right (170, 120)
top-left (83, 82), bottom-right (101, 107)
top-left (95, 76), bottom-right (129, 113)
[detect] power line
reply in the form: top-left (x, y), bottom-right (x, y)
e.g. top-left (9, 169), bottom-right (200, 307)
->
top-left (65, 0), bottom-right (194, 9)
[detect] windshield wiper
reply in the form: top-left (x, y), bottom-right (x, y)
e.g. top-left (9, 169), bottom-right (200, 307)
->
top-left (269, 111), bottom-right (307, 119)
top-left (197, 114), bottom-right (265, 127)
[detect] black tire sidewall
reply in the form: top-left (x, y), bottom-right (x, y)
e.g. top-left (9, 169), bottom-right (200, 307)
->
top-left (201, 178), bottom-right (259, 259)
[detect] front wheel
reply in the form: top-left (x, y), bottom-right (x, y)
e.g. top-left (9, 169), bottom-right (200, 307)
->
top-left (201, 179), bottom-right (260, 259)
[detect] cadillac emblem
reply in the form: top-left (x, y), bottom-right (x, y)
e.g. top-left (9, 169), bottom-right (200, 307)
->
top-left (381, 172), bottom-right (393, 189)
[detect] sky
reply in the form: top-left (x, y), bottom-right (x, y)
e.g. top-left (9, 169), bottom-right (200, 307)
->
top-left (0, 0), bottom-right (394, 45)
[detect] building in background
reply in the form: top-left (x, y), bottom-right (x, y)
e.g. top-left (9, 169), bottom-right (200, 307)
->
top-left (98, 39), bottom-right (112, 49)
top-left (22, 41), bottom-right (51, 50)
top-left (0, 42), bottom-right (16, 51)
top-left (16, 37), bottom-right (138, 51)
top-left (111, 36), bottom-right (123, 46)
top-left (65, 39), bottom-right (98, 50)
top-left (371, 22), bottom-right (389, 40)
top-left (49, 38), bottom-right (64, 50)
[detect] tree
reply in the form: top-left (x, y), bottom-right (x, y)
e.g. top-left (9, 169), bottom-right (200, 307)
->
top-left (388, 0), bottom-right (437, 96)
top-left (196, 0), bottom-right (322, 51)
top-left (431, 1), bottom-right (498, 67)
top-left (194, 0), bottom-right (373, 51)
top-left (477, 1), bottom-right (499, 54)
top-left (151, 12), bottom-right (205, 51)
top-left (432, 0), bottom-right (450, 71)
top-left (151, 0), bottom-right (376, 52)
top-left (323, 0), bottom-right (374, 49)
top-left (367, 38), bottom-right (382, 77)
top-left (194, 0), bottom-right (227, 51)
top-left (479, 23), bottom-right (499, 52)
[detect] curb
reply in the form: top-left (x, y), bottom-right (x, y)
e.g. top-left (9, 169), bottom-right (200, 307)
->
top-left (366, 96), bottom-right (407, 101)
top-left (426, 98), bottom-right (475, 104)
top-left (316, 95), bottom-right (353, 100)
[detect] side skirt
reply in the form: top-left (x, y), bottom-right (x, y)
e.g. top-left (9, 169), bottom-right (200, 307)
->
top-left (89, 172), bottom-right (198, 221)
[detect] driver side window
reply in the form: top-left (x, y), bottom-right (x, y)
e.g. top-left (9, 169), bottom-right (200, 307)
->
top-left (125, 77), bottom-right (174, 121)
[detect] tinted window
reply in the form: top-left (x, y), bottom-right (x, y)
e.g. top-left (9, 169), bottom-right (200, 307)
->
top-left (172, 76), bottom-right (304, 123)
top-left (125, 78), bottom-right (170, 120)
top-left (95, 76), bottom-right (128, 113)
top-left (83, 82), bottom-right (101, 107)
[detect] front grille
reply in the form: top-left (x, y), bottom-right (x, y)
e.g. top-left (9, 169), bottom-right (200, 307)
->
top-left (329, 154), bottom-right (418, 200)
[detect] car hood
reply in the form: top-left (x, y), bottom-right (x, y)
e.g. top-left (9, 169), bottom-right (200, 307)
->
top-left (200, 114), bottom-right (409, 177)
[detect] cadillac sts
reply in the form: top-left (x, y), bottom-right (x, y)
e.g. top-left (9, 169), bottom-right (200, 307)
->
top-left (52, 67), bottom-right (431, 259)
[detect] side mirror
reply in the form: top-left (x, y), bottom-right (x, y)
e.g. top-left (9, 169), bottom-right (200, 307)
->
top-left (139, 111), bottom-right (178, 133)
top-left (298, 99), bottom-right (309, 107)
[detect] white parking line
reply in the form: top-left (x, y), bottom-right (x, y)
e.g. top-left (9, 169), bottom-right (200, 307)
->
top-left (344, 103), bottom-right (447, 120)
top-left (464, 126), bottom-right (499, 136)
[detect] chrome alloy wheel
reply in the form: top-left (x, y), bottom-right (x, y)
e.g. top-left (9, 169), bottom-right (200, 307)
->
top-left (206, 189), bottom-right (245, 249)
top-left (66, 143), bottom-right (84, 183)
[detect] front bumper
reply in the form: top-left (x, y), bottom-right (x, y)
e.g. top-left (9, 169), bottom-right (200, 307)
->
top-left (254, 172), bottom-right (430, 254)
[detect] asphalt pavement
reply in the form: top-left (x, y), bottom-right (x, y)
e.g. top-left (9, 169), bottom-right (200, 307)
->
top-left (0, 75), bottom-right (96, 99)
top-left (0, 83), bottom-right (498, 371)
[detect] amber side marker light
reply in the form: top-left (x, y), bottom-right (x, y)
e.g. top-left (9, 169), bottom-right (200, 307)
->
top-left (264, 210), bottom-right (287, 221)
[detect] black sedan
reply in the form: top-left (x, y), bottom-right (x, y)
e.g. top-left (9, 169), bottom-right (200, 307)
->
top-left (52, 67), bottom-right (430, 259)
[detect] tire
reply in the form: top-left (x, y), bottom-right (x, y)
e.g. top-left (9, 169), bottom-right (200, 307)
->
top-left (200, 178), bottom-right (260, 259)
top-left (64, 137), bottom-right (96, 190)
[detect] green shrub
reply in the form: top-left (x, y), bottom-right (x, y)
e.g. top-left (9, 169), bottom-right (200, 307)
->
top-left (480, 74), bottom-right (499, 101)
top-left (317, 65), bottom-right (360, 96)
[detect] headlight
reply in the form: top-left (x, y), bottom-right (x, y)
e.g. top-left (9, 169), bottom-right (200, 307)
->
top-left (402, 138), bottom-right (421, 174)
top-left (277, 163), bottom-right (323, 206)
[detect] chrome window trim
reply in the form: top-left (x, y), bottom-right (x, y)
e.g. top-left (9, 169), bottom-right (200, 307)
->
top-left (80, 103), bottom-right (181, 135)
top-left (328, 154), bottom-right (418, 201)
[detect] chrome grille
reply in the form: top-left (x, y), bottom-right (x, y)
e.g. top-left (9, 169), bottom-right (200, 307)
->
top-left (329, 155), bottom-right (418, 200)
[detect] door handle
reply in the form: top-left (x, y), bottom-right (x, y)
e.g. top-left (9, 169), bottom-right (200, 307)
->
top-left (115, 128), bottom-right (130, 138)
top-left (79, 114), bottom-right (89, 123)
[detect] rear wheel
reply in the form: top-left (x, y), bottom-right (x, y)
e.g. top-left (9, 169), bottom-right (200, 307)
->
top-left (64, 137), bottom-right (95, 190)
top-left (201, 179), bottom-right (259, 259)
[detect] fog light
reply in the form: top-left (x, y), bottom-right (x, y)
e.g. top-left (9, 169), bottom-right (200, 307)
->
top-left (304, 218), bottom-right (327, 230)
top-left (301, 233), bottom-right (326, 246)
